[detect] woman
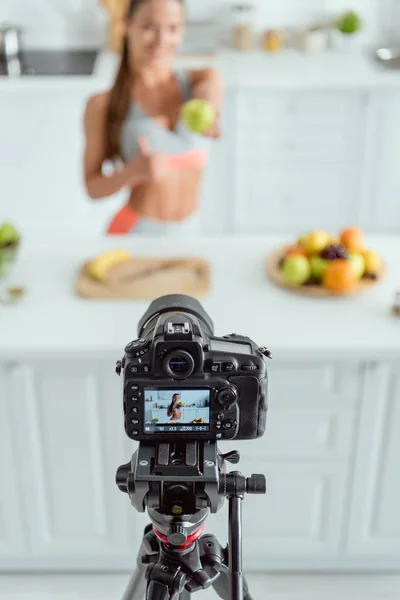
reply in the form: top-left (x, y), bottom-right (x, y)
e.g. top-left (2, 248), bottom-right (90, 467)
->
top-left (83, 0), bottom-right (223, 236)
top-left (167, 393), bottom-right (182, 421)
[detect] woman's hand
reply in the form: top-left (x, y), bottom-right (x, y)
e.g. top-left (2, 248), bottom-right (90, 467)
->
top-left (127, 136), bottom-right (168, 184)
top-left (203, 112), bottom-right (222, 139)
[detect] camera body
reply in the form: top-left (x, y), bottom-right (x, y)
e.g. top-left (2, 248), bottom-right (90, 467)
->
top-left (117, 296), bottom-right (270, 443)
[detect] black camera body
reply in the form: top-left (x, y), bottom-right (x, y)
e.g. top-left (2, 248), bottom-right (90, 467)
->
top-left (116, 295), bottom-right (270, 443)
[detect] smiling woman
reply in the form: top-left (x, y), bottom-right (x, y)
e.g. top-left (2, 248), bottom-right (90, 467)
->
top-left (83, 0), bottom-right (223, 236)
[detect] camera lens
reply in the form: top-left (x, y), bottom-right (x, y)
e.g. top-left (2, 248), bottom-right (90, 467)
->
top-left (163, 350), bottom-right (195, 379)
top-left (138, 294), bottom-right (214, 339)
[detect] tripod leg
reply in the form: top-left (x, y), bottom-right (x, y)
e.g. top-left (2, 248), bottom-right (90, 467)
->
top-left (122, 564), bottom-right (148, 600)
top-left (178, 591), bottom-right (191, 600)
top-left (211, 562), bottom-right (253, 600)
top-left (122, 525), bottom-right (156, 600)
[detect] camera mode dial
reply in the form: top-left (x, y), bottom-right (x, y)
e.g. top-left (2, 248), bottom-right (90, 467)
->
top-left (241, 361), bottom-right (258, 372)
top-left (125, 339), bottom-right (151, 358)
top-left (217, 386), bottom-right (238, 409)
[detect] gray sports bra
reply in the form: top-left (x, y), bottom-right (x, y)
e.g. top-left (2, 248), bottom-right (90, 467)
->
top-left (120, 68), bottom-right (211, 161)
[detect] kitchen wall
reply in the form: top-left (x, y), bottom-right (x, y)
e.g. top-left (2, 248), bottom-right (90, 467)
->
top-left (0, 0), bottom-right (393, 49)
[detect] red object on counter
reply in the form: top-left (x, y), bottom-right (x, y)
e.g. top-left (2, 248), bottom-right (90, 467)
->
top-left (106, 149), bottom-right (209, 235)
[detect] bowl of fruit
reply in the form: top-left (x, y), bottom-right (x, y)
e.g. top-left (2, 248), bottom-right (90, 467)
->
top-left (0, 222), bottom-right (21, 279)
top-left (266, 227), bottom-right (385, 297)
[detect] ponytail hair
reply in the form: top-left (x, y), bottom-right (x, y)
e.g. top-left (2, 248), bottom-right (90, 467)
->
top-left (104, 0), bottom-right (184, 162)
top-left (105, 35), bottom-right (131, 162)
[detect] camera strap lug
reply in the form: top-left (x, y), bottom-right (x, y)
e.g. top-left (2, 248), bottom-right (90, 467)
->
top-left (258, 346), bottom-right (273, 359)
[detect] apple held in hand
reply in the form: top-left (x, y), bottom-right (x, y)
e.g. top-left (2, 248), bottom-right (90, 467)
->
top-left (282, 255), bottom-right (311, 285)
top-left (181, 99), bottom-right (217, 134)
top-left (0, 222), bottom-right (20, 247)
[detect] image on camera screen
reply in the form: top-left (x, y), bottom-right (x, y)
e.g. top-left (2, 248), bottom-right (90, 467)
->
top-left (144, 389), bottom-right (211, 433)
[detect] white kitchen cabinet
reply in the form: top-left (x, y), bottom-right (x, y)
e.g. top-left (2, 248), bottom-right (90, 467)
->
top-left (231, 90), bottom-right (365, 233)
top-left (361, 91), bottom-right (400, 232)
top-left (0, 88), bottom-right (123, 237)
top-left (1, 354), bottom-right (400, 570)
top-left (0, 364), bottom-right (28, 560)
top-left (4, 359), bottom-right (138, 565)
top-left (347, 362), bottom-right (400, 559)
top-left (206, 461), bottom-right (350, 570)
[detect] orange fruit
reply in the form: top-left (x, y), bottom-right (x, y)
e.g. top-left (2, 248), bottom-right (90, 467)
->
top-left (323, 259), bottom-right (359, 292)
top-left (340, 227), bottom-right (365, 252)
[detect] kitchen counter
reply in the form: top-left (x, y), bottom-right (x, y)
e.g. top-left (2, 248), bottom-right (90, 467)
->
top-left (1, 234), bottom-right (399, 362)
top-left (2, 235), bottom-right (400, 573)
top-left (1, 48), bottom-right (400, 91)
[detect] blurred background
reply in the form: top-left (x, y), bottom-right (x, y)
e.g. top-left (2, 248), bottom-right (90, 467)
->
top-left (1, 1), bottom-right (400, 599)
top-left (0, 0), bottom-right (400, 236)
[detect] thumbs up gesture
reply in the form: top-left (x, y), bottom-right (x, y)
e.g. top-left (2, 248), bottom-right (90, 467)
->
top-left (128, 136), bottom-right (168, 184)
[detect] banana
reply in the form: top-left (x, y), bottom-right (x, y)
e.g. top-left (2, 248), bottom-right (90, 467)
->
top-left (87, 249), bottom-right (133, 283)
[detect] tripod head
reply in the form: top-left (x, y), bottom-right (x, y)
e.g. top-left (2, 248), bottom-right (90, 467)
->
top-left (116, 441), bottom-right (265, 547)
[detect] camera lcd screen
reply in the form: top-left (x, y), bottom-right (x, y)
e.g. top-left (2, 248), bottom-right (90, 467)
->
top-left (209, 340), bottom-right (252, 355)
top-left (144, 389), bottom-right (211, 434)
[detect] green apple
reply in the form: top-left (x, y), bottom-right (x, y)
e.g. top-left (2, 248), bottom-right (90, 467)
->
top-left (310, 256), bottom-right (329, 281)
top-left (282, 255), bottom-right (311, 285)
top-left (181, 99), bottom-right (217, 134)
top-left (0, 222), bottom-right (19, 246)
top-left (336, 11), bottom-right (362, 35)
top-left (348, 252), bottom-right (365, 279)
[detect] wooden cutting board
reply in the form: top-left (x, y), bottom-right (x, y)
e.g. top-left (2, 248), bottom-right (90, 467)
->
top-left (75, 257), bottom-right (211, 300)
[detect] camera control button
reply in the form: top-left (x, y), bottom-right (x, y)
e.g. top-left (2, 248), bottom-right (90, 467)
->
top-left (141, 365), bottom-right (151, 373)
top-left (132, 407), bottom-right (139, 414)
top-left (129, 384), bottom-right (139, 391)
top-left (130, 365), bottom-right (139, 374)
top-left (210, 362), bottom-right (221, 373)
top-left (217, 387), bottom-right (238, 408)
top-left (131, 429), bottom-right (139, 436)
top-left (131, 418), bottom-right (139, 425)
top-left (222, 362), bottom-right (235, 372)
top-left (223, 420), bottom-right (233, 430)
top-left (217, 413), bottom-right (225, 420)
top-left (131, 395), bottom-right (139, 403)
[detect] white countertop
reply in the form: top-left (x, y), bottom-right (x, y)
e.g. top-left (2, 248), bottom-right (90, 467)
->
top-left (1, 235), bottom-right (399, 362)
top-left (1, 48), bottom-right (400, 91)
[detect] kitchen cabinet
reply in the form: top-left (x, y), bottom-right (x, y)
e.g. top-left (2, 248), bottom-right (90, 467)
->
top-left (2, 359), bottom-right (139, 567)
top-left (206, 461), bottom-right (350, 570)
top-left (4, 356), bottom-right (394, 571)
top-left (0, 87), bottom-right (124, 238)
top-left (206, 361), bottom-right (362, 568)
top-left (361, 91), bottom-right (400, 232)
top-left (230, 90), bottom-right (365, 234)
top-left (0, 364), bottom-right (28, 559)
top-left (347, 362), bottom-right (400, 561)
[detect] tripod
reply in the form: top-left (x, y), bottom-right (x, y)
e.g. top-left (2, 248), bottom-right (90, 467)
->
top-left (116, 441), bottom-right (266, 600)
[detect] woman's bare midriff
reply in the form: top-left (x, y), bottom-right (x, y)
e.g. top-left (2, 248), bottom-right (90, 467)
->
top-left (128, 166), bottom-right (203, 221)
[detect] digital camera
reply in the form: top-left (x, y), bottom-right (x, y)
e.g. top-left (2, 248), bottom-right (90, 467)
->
top-left (116, 294), bottom-right (271, 443)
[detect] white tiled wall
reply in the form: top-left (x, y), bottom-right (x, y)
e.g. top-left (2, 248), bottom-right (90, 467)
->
top-left (379, 0), bottom-right (400, 43)
top-left (0, 0), bottom-right (389, 48)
